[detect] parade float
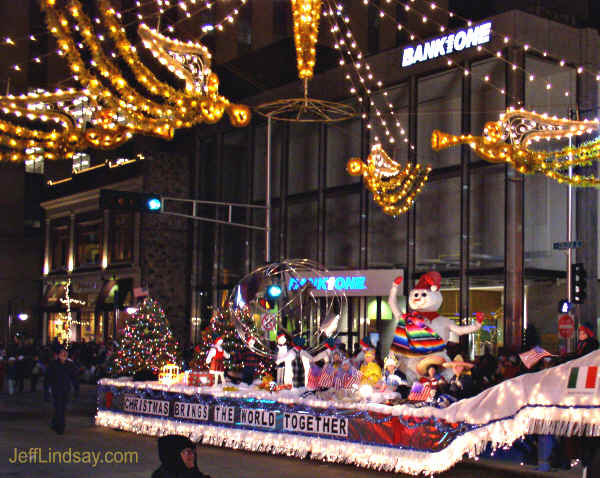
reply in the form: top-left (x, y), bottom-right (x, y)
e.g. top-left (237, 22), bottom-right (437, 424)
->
top-left (96, 261), bottom-right (600, 476)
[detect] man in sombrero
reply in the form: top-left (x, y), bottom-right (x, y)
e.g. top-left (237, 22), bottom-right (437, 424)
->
top-left (388, 272), bottom-right (484, 382)
top-left (443, 354), bottom-right (475, 400)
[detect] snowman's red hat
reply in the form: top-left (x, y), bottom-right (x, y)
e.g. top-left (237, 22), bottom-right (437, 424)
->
top-left (414, 271), bottom-right (442, 292)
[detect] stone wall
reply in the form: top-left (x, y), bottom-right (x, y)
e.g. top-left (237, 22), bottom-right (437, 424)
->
top-left (139, 148), bottom-right (192, 344)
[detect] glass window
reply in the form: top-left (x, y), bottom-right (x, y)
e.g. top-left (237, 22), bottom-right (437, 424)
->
top-left (418, 69), bottom-right (462, 168)
top-left (471, 58), bottom-right (505, 135)
top-left (253, 122), bottom-right (283, 201)
top-left (72, 152), bottom-right (91, 173)
top-left (288, 122), bottom-right (319, 195)
top-left (287, 200), bottom-right (318, 260)
top-left (110, 211), bottom-right (133, 263)
top-left (368, 199), bottom-right (407, 268)
top-left (51, 219), bottom-right (69, 271)
top-left (525, 56), bottom-right (576, 117)
top-left (325, 193), bottom-right (360, 268)
top-left (415, 177), bottom-right (460, 272)
top-left (326, 115), bottom-right (362, 188)
top-left (25, 155), bottom-right (44, 174)
top-left (76, 213), bottom-right (102, 268)
top-left (470, 165), bottom-right (504, 268)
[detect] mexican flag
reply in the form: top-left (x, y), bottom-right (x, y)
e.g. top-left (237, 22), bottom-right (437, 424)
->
top-left (567, 366), bottom-right (599, 393)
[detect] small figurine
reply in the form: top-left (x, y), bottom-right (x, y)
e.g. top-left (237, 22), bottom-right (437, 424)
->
top-left (351, 336), bottom-right (374, 368)
top-left (359, 349), bottom-right (382, 386)
top-left (443, 354), bottom-right (475, 400)
top-left (205, 336), bottom-right (230, 386)
top-left (377, 353), bottom-right (408, 393)
top-left (275, 333), bottom-right (288, 385)
top-left (416, 355), bottom-right (446, 394)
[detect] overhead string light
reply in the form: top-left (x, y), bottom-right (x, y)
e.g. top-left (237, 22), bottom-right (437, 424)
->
top-left (323, 1), bottom-right (431, 216)
top-left (379, 0), bottom-right (593, 102)
top-left (357, 0), bottom-right (516, 103)
top-left (325, 1), bottom-right (408, 146)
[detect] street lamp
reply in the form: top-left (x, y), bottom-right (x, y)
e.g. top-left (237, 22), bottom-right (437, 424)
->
top-left (17, 313), bottom-right (28, 321)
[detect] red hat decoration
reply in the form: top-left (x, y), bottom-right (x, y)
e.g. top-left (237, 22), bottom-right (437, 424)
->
top-left (414, 271), bottom-right (442, 292)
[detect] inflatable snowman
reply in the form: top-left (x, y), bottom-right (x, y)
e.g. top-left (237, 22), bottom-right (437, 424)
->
top-left (388, 271), bottom-right (483, 382)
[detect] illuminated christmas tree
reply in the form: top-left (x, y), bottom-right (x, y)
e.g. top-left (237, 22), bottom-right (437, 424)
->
top-left (191, 306), bottom-right (273, 380)
top-left (109, 297), bottom-right (181, 377)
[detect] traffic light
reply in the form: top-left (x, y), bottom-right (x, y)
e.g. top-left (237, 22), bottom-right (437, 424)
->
top-left (558, 299), bottom-right (572, 314)
top-left (100, 189), bottom-right (162, 213)
top-left (572, 262), bottom-right (587, 304)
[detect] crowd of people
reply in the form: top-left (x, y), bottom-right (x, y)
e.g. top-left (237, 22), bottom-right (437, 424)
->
top-left (0, 337), bottom-right (116, 396)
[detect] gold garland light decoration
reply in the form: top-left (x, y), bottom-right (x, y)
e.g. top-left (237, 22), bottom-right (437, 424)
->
top-left (347, 144), bottom-right (431, 216)
top-left (432, 108), bottom-right (600, 186)
top-left (0, 0), bottom-right (250, 162)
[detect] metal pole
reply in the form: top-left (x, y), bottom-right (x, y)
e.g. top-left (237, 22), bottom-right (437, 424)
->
top-left (265, 117), bottom-right (272, 263)
top-left (566, 127), bottom-right (574, 353)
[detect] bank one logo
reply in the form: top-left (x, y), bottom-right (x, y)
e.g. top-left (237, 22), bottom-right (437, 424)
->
top-left (288, 276), bottom-right (367, 292)
top-left (402, 22), bottom-right (492, 67)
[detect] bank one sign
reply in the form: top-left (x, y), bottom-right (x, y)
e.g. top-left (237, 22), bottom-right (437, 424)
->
top-left (402, 21), bottom-right (492, 68)
top-left (287, 269), bottom-right (403, 297)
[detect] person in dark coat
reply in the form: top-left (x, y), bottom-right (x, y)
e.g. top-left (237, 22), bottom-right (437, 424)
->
top-left (44, 347), bottom-right (77, 434)
top-left (151, 435), bottom-right (211, 478)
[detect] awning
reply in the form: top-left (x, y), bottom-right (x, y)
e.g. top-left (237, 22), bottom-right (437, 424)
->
top-left (96, 278), bottom-right (134, 311)
top-left (41, 283), bottom-right (85, 312)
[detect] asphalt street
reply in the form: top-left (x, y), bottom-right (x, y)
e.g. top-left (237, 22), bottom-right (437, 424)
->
top-left (0, 385), bottom-right (583, 478)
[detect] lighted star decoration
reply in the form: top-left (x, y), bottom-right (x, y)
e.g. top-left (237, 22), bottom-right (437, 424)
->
top-left (347, 144), bottom-right (431, 216)
top-left (0, 0), bottom-right (250, 163)
top-left (432, 108), bottom-right (600, 186)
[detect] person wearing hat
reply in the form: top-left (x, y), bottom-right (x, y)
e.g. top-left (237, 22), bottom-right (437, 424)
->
top-left (351, 336), bottom-right (373, 368)
top-left (576, 324), bottom-right (598, 358)
top-left (416, 355), bottom-right (446, 393)
top-left (275, 333), bottom-right (288, 385)
top-left (205, 337), bottom-right (229, 386)
top-left (377, 353), bottom-right (408, 393)
top-left (443, 354), bottom-right (475, 400)
top-left (334, 359), bottom-right (360, 390)
top-left (285, 336), bottom-right (312, 388)
top-left (152, 435), bottom-right (211, 478)
top-left (359, 349), bottom-right (382, 386)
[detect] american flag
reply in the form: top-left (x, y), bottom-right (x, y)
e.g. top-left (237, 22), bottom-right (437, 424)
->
top-left (307, 364), bottom-right (322, 390)
top-left (519, 346), bottom-right (553, 369)
top-left (333, 370), bottom-right (361, 389)
top-left (407, 382), bottom-right (433, 402)
top-left (318, 364), bottom-right (335, 389)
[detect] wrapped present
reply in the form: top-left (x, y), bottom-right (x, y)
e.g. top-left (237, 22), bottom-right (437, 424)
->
top-left (186, 370), bottom-right (214, 386)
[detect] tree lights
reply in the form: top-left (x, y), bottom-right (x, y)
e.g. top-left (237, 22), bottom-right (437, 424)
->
top-left (432, 108), bottom-right (600, 186)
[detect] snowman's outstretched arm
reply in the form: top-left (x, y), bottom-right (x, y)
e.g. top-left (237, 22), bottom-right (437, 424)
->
top-left (388, 281), bottom-right (402, 321)
top-left (206, 347), bottom-right (216, 365)
top-left (448, 321), bottom-right (482, 336)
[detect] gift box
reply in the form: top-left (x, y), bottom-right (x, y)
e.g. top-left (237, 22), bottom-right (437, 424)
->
top-left (186, 371), bottom-right (214, 386)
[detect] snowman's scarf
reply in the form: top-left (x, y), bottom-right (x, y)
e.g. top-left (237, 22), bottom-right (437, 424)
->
top-left (391, 311), bottom-right (446, 356)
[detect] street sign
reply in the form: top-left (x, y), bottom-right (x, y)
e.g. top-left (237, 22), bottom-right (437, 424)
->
top-left (553, 240), bottom-right (583, 250)
top-left (558, 314), bottom-right (575, 339)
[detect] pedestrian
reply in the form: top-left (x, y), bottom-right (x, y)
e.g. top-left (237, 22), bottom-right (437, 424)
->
top-left (0, 355), bottom-right (4, 393)
top-left (15, 355), bottom-right (26, 393)
top-left (151, 435), bottom-right (211, 478)
top-left (44, 347), bottom-right (76, 434)
top-left (30, 355), bottom-right (45, 392)
top-left (7, 357), bottom-right (17, 395)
